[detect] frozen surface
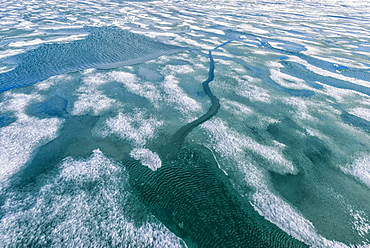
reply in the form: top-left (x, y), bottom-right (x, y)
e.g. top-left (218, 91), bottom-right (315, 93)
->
top-left (1, 0), bottom-right (370, 247)
top-left (0, 149), bottom-right (184, 247)
top-left (0, 26), bottom-right (185, 92)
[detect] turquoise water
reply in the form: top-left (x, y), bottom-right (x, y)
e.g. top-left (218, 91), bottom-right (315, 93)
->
top-left (1, 0), bottom-right (370, 247)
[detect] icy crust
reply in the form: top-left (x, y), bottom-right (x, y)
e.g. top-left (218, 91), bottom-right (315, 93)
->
top-left (200, 118), bottom-right (364, 247)
top-left (101, 111), bottom-right (163, 147)
top-left (348, 108), bottom-right (370, 122)
top-left (252, 192), bottom-right (370, 248)
top-left (343, 156), bottom-right (370, 189)
top-left (130, 148), bottom-right (162, 171)
top-left (72, 72), bottom-right (119, 116)
top-left (0, 116), bottom-right (61, 183)
top-left (1, 0), bottom-right (370, 247)
top-left (108, 71), bottom-right (163, 108)
top-left (0, 149), bottom-right (185, 247)
top-left (98, 110), bottom-right (163, 171)
top-left (0, 92), bottom-right (62, 186)
top-left (202, 118), bottom-right (296, 175)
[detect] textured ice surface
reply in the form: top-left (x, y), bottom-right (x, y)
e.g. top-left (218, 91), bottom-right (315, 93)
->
top-left (71, 72), bottom-right (118, 116)
top-left (101, 111), bottom-right (163, 147)
top-left (130, 148), bottom-right (162, 171)
top-left (0, 149), bottom-right (184, 247)
top-left (1, 0), bottom-right (370, 247)
top-left (0, 26), bottom-right (185, 92)
top-left (343, 156), bottom-right (370, 189)
top-left (0, 92), bottom-right (62, 186)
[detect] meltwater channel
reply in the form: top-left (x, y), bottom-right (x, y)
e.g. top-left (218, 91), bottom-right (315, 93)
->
top-left (1, 0), bottom-right (370, 247)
